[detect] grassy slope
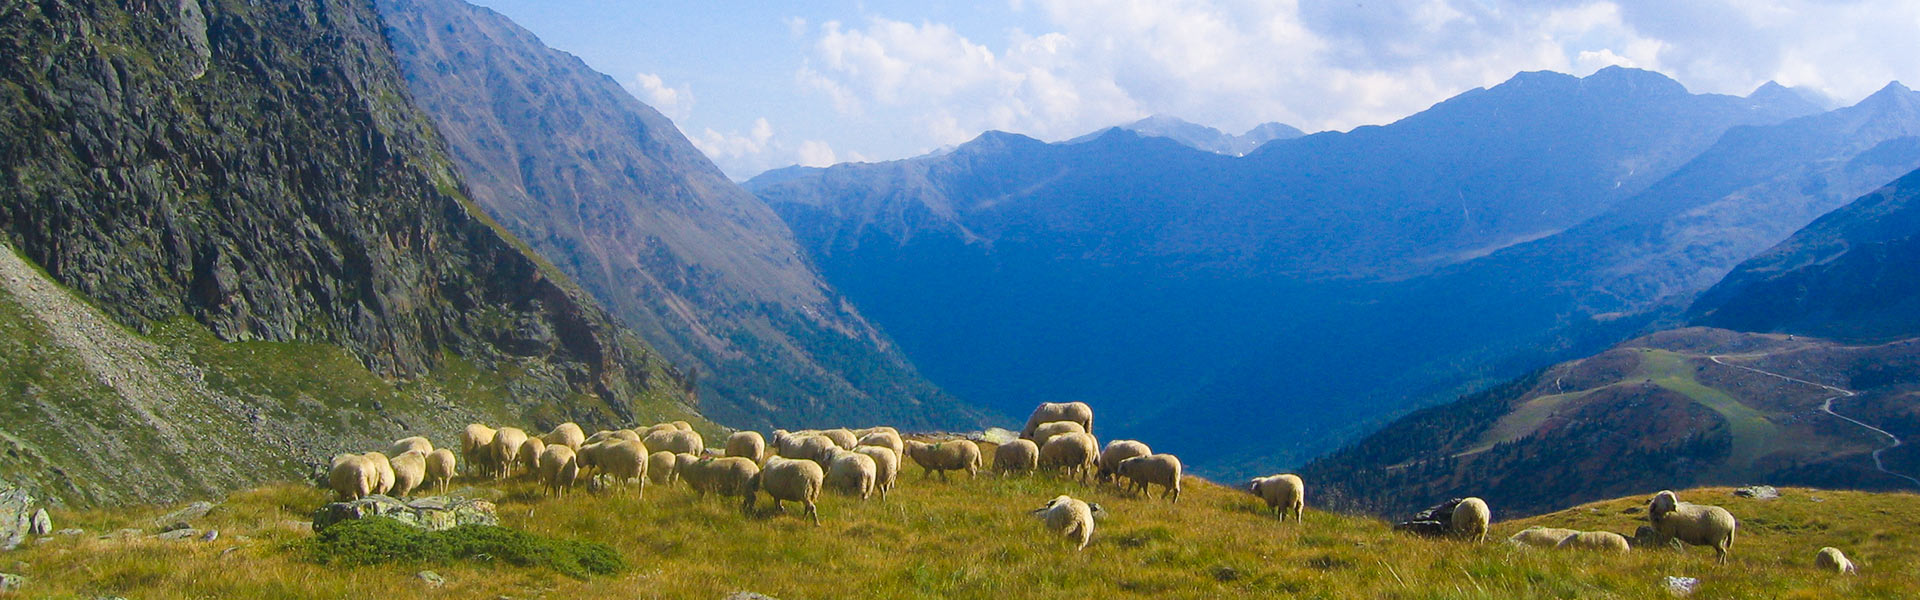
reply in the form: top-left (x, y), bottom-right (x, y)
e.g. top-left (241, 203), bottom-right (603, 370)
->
top-left (12, 452), bottom-right (1917, 599)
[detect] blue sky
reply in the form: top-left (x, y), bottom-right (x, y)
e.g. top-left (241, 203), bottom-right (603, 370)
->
top-left (469, 0), bottom-right (1920, 180)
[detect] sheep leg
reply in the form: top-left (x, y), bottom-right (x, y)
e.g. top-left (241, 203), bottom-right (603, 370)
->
top-left (806, 500), bottom-right (820, 526)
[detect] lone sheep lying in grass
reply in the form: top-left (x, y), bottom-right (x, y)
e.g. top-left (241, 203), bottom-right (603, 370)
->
top-left (1648, 490), bottom-right (1737, 564)
top-left (1508, 527), bottom-right (1579, 548)
top-left (1038, 432), bottom-right (1097, 484)
top-left (539, 445), bottom-right (578, 496)
top-left (1556, 531), bottom-right (1630, 553)
top-left (1116, 454), bottom-right (1181, 501)
top-left (750, 457), bottom-right (824, 525)
top-left (727, 431), bottom-right (766, 463)
top-left (1095, 440), bottom-right (1151, 487)
top-left (1815, 546), bottom-right (1856, 574)
top-left (543, 422), bottom-right (585, 451)
top-left (1452, 497), bottom-right (1490, 542)
top-left (461, 424), bottom-right (497, 478)
top-left (388, 450), bottom-right (428, 498)
top-left (389, 436), bottom-right (432, 457)
top-left (857, 430), bottom-right (904, 457)
top-left (426, 449), bottom-right (456, 491)
top-left (1020, 402), bottom-right (1094, 440)
top-left (491, 427), bottom-right (530, 479)
top-left (1250, 474), bottom-right (1305, 523)
top-left (825, 449), bottom-right (878, 500)
top-left (856, 445), bottom-right (899, 499)
top-left (995, 439), bottom-right (1039, 475)
top-left (647, 450), bottom-right (679, 485)
top-left (327, 453), bottom-right (378, 501)
top-left (1030, 421), bottom-right (1086, 447)
top-left (905, 440), bottom-right (982, 480)
top-left (1030, 494), bottom-right (1104, 551)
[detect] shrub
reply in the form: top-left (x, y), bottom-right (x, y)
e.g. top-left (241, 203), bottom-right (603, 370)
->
top-left (308, 517), bottom-right (622, 578)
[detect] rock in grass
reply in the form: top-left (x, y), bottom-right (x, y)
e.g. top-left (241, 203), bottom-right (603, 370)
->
top-left (0, 573), bottom-right (24, 591)
top-left (311, 495), bottom-right (497, 533)
top-left (1733, 486), bottom-right (1779, 500)
top-left (27, 509), bottom-right (50, 535)
top-left (1664, 575), bottom-right (1698, 596)
top-left (154, 501), bottom-right (216, 529)
top-left (416, 570), bottom-right (445, 588)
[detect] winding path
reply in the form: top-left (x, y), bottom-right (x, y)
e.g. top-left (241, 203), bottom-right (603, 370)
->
top-left (1708, 354), bottom-right (1920, 488)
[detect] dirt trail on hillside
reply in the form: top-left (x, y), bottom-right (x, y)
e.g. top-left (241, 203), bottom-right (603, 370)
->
top-left (1709, 354), bottom-right (1920, 489)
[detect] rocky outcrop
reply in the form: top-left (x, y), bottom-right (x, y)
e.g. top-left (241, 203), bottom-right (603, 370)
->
top-left (311, 494), bottom-right (498, 532)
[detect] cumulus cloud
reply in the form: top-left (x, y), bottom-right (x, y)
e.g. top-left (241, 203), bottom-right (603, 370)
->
top-left (626, 72), bottom-right (693, 121)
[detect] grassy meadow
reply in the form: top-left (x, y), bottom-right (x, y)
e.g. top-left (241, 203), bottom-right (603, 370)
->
top-left (8, 446), bottom-right (1916, 599)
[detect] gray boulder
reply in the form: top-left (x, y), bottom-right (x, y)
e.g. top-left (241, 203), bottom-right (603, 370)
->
top-left (0, 487), bottom-right (38, 550)
top-left (311, 495), bottom-right (498, 532)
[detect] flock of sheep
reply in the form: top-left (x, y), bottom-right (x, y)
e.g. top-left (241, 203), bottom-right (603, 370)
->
top-left (322, 402), bottom-right (1863, 571)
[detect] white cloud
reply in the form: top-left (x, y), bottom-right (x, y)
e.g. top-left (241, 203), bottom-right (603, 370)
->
top-left (692, 117), bottom-right (774, 160)
top-left (797, 140), bottom-right (838, 167)
top-left (626, 72), bottom-right (693, 121)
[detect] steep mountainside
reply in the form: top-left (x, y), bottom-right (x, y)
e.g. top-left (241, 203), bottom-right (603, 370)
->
top-left (1301, 328), bottom-right (1920, 518)
top-left (375, 0), bottom-right (978, 430)
top-left (747, 68), bottom-right (1825, 477)
top-left (1691, 166), bottom-right (1920, 341)
top-left (0, 0), bottom-right (695, 504)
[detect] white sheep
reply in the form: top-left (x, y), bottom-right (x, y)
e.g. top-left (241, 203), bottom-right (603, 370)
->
top-left (644, 428), bottom-right (704, 456)
top-left (671, 420), bottom-right (693, 431)
top-left (1647, 490), bottom-right (1737, 564)
top-left (490, 427), bottom-right (530, 479)
top-left (822, 428), bottom-right (859, 450)
top-left (682, 456), bottom-right (760, 498)
top-left (857, 430), bottom-right (905, 458)
top-left (543, 422), bottom-right (585, 450)
top-left (461, 424), bottom-right (497, 477)
top-left (904, 439), bottom-right (982, 480)
top-left (595, 440), bottom-right (649, 497)
top-left (647, 450), bottom-right (679, 485)
top-left (825, 449), bottom-right (878, 500)
top-left (327, 453), bottom-right (377, 501)
top-left (1020, 402), bottom-right (1094, 440)
top-left (1250, 474), bottom-right (1305, 523)
top-left (518, 437), bottom-right (547, 479)
top-left (781, 435), bottom-right (839, 465)
top-left (1507, 526), bottom-right (1578, 548)
top-left (425, 449), bottom-right (456, 491)
top-left (614, 429), bottom-right (643, 442)
top-left (539, 445), bottom-right (578, 496)
top-left (1030, 420), bottom-right (1087, 447)
top-left (389, 436), bottom-right (433, 457)
top-left (643, 422), bottom-right (680, 437)
top-left (1814, 546), bottom-right (1856, 574)
top-left (1116, 454), bottom-right (1182, 502)
top-left (855, 445), bottom-right (899, 500)
top-left (1452, 497), bottom-right (1490, 542)
top-left (1095, 440), bottom-right (1151, 487)
top-left (995, 439), bottom-right (1040, 475)
top-left (363, 451), bottom-right (396, 496)
top-left (388, 450), bottom-right (428, 498)
top-left (852, 426), bottom-right (899, 438)
top-left (726, 431), bottom-right (766, 463)
top-left (1038, 432), bottom-right (1097, 484)
top-left (1556, 531), bottom-right (1630, 552)
top-left (749, 456), bottom-right (825, 525)
top-left (1030, 494), bottom-right (1104, 551)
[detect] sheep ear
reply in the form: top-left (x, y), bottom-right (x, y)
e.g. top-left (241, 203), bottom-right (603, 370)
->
top-left (1089, 502), bottom-right (1105, 515)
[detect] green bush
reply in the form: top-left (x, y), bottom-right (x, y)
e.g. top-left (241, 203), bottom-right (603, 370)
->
top-left (308, 517), bottom-right (623, 579)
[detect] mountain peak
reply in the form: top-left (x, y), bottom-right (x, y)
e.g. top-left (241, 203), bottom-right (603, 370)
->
top-left (1580, 66), bottom-right (1689, 96)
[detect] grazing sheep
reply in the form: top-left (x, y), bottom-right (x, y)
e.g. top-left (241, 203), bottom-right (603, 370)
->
top-left (363, 452), bottom-right (396, 496)
top-left (726, 431), bottom-right (767, 463)
top-left (1508, 527), bottom-right (1579, 548)
top-left (539, 445), bottom-right (578, 496)
top-left (596, 440), bottom-right (649, 497)
top-left (490, 427), bottom-right (530, 479)
top-left (855, 445), bottom-right (899, 499)
top-left (1814, 547), bottom-right (1856, 574)
top-left (781, 435), bottom-right (839, 465)
top-left (388, 450), bottom-right (428, 498)
top-left (682, 456), bottom-right (761, 498)
top-left (615, 429), bottom-right (643, 442)
top-left (904, 440), bottom-right (982, 480)
top-left (389, 436), bottom-right (433, 457)
top-left (1019, 402), bottom-right (1094, 440)
top-left (1452, 497), bottom-right (1490, 542)
top-left (645, 428), bottom-right (704, 456)
top-left (995, 439), bottom-right (1040, 475)
top-left (749, 457), bottom-right (825, 524)
top-left (327, 453), bottom-right (378, 501)
top-left (647, 450), bottom-right (679, 485)
top-left (852, 426), bottom-right (899, 438)
top-left (857, 431), bottom-right (905, 457)
top-left (425, 449), bottom-right (456, 491)
top-left (825, 450), bottom-right (878, 500)
top-left (1250, 474), bottom-right (1305, 523)
top-left (543, 422), bottom-right (586, 450)
top-left (584, 430), bottom-right (618, 445)
top-left (671, 420), bottom-right (693, 432)
top-left (461, 424), bottom-right (498, 477)
top-left (1030, 494), bottom-right (1104, 551)
top-left (644, 423), bottom-right (679, 437)
top-left (1556, 531), bottom-right (1631, 553)
top-left (518, 437), bottom-right (547, 478)
top-left (1038, 432), bottom-right (1098, 484)
top-left (675, 453), bottom-right (701, 485)
top-left (1116, 454), bottom-right (1182, 501)
top-left (1647, 490), bottom-right (1738, 564)
top-left (1095, 440), bottom-right (1151, 487)
top-left (822, 428), bottom-right (859, 450)
top-left (1030, 421), bottom-right (1087, 446)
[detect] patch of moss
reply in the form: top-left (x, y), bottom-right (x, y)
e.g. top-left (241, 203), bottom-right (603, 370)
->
top-left (308, 517), bottom-right (622, 579)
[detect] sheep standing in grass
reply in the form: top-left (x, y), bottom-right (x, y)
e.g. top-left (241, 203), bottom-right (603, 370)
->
top-left (363, 452), bottom-right (396, 496)
top-left (461, 424), bottom-right (497, 478)
top-left (327, 454), bottom-right (378, 501)
top-left (822, 428), bottom-right (859, 450)
top-left (1452, 497), bottom-right (1490, 542)
top-left (857, 431), bottom-right (904, 458)
top-left (1815, 547), bottom-right (1856, 574)
top-left (539, 445), bottom-right (579, 496)
top-left (1556, 531), bottom-right (1630, 553)
top-left (518, 437), bottom-right (547, 479)
top-left (1020, 402), bottom-right (1094, 440)
top-left (644, 423), bottom-right (679, 438)
top-left (826, 449), bottom-right (878, 500)
top-left (491, 427), bottom-right (530, 479)
top-left (855, 445), bottom-right (899, 499)
top-left (389, 436), bottom-right (432, 457)
top-left (645, 428), bottom-right (704, 456)
top-left (853, 426), bottom-right (899, 438)
top-left (726, 431), bottom-right (766, 463)
top-left (782, 435), bottom-right (839, 465)
top-left (1030, 495), bottom-right (1104, 551)
top-left (1030, 421), bottom-right (1087, 447)
top-left (1038, 432), bottom-right (1098, 484)
top-left (647, 451), bottom-right (678, 485)
top-left (388, 450), bottom-right (428, 498)
top-left (1647, 490), bottom-right (1737, 564)
top-left (682, 456), bottom-right (761, 499)
top-left (615, 429), bottom-right (643, 442)
top-left (1095, 440), bottom-right (1151, 487)
top-left (596, 440), bottom-right (649, 497)
top-left (1250, 474), bottom-right (1305, 523)
top-left (904, 440), bottom-right (982, 480)
top-left (995, 439), bottom-right (1040, 475)
top-left (1508, 527), bottom-right (1579, 548)
top-left (426, 449), bottom-right (456, 491)
top-left (544, 422), bottom-right (586, 451)
top-left (749, 456), bottom-right (826, 524)
top-left (1116, 454), bottom-right (1182, 501)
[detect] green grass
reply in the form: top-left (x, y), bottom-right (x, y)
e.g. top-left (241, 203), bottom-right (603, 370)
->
top-left (1633, 350), bottom-right (1782, 475)
top-left (8, 449), bottom-right (1917, 599)
top-left (309, 517), bottom-right (622, 579)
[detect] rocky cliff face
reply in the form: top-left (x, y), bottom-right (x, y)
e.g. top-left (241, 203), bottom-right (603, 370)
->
top-left (375, 0), bottom-right (980, 430)
top-left (0, 0), bottom-right (696, 504)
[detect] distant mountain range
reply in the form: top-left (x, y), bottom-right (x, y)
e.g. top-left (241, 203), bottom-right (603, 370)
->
top-left (1069, 115), bottom-right (1305, 156)
top-left (748, 67), bottom-right (1920, 480)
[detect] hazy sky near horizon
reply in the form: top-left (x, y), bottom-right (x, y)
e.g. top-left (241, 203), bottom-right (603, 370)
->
top-left (467, 0), bottom-right (1920, 180)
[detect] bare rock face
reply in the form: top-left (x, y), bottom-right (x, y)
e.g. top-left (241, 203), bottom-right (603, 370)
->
top-left (0, 487), bottom-right (39, 550)
top-left (311, 495), bottom-right (498, 533)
